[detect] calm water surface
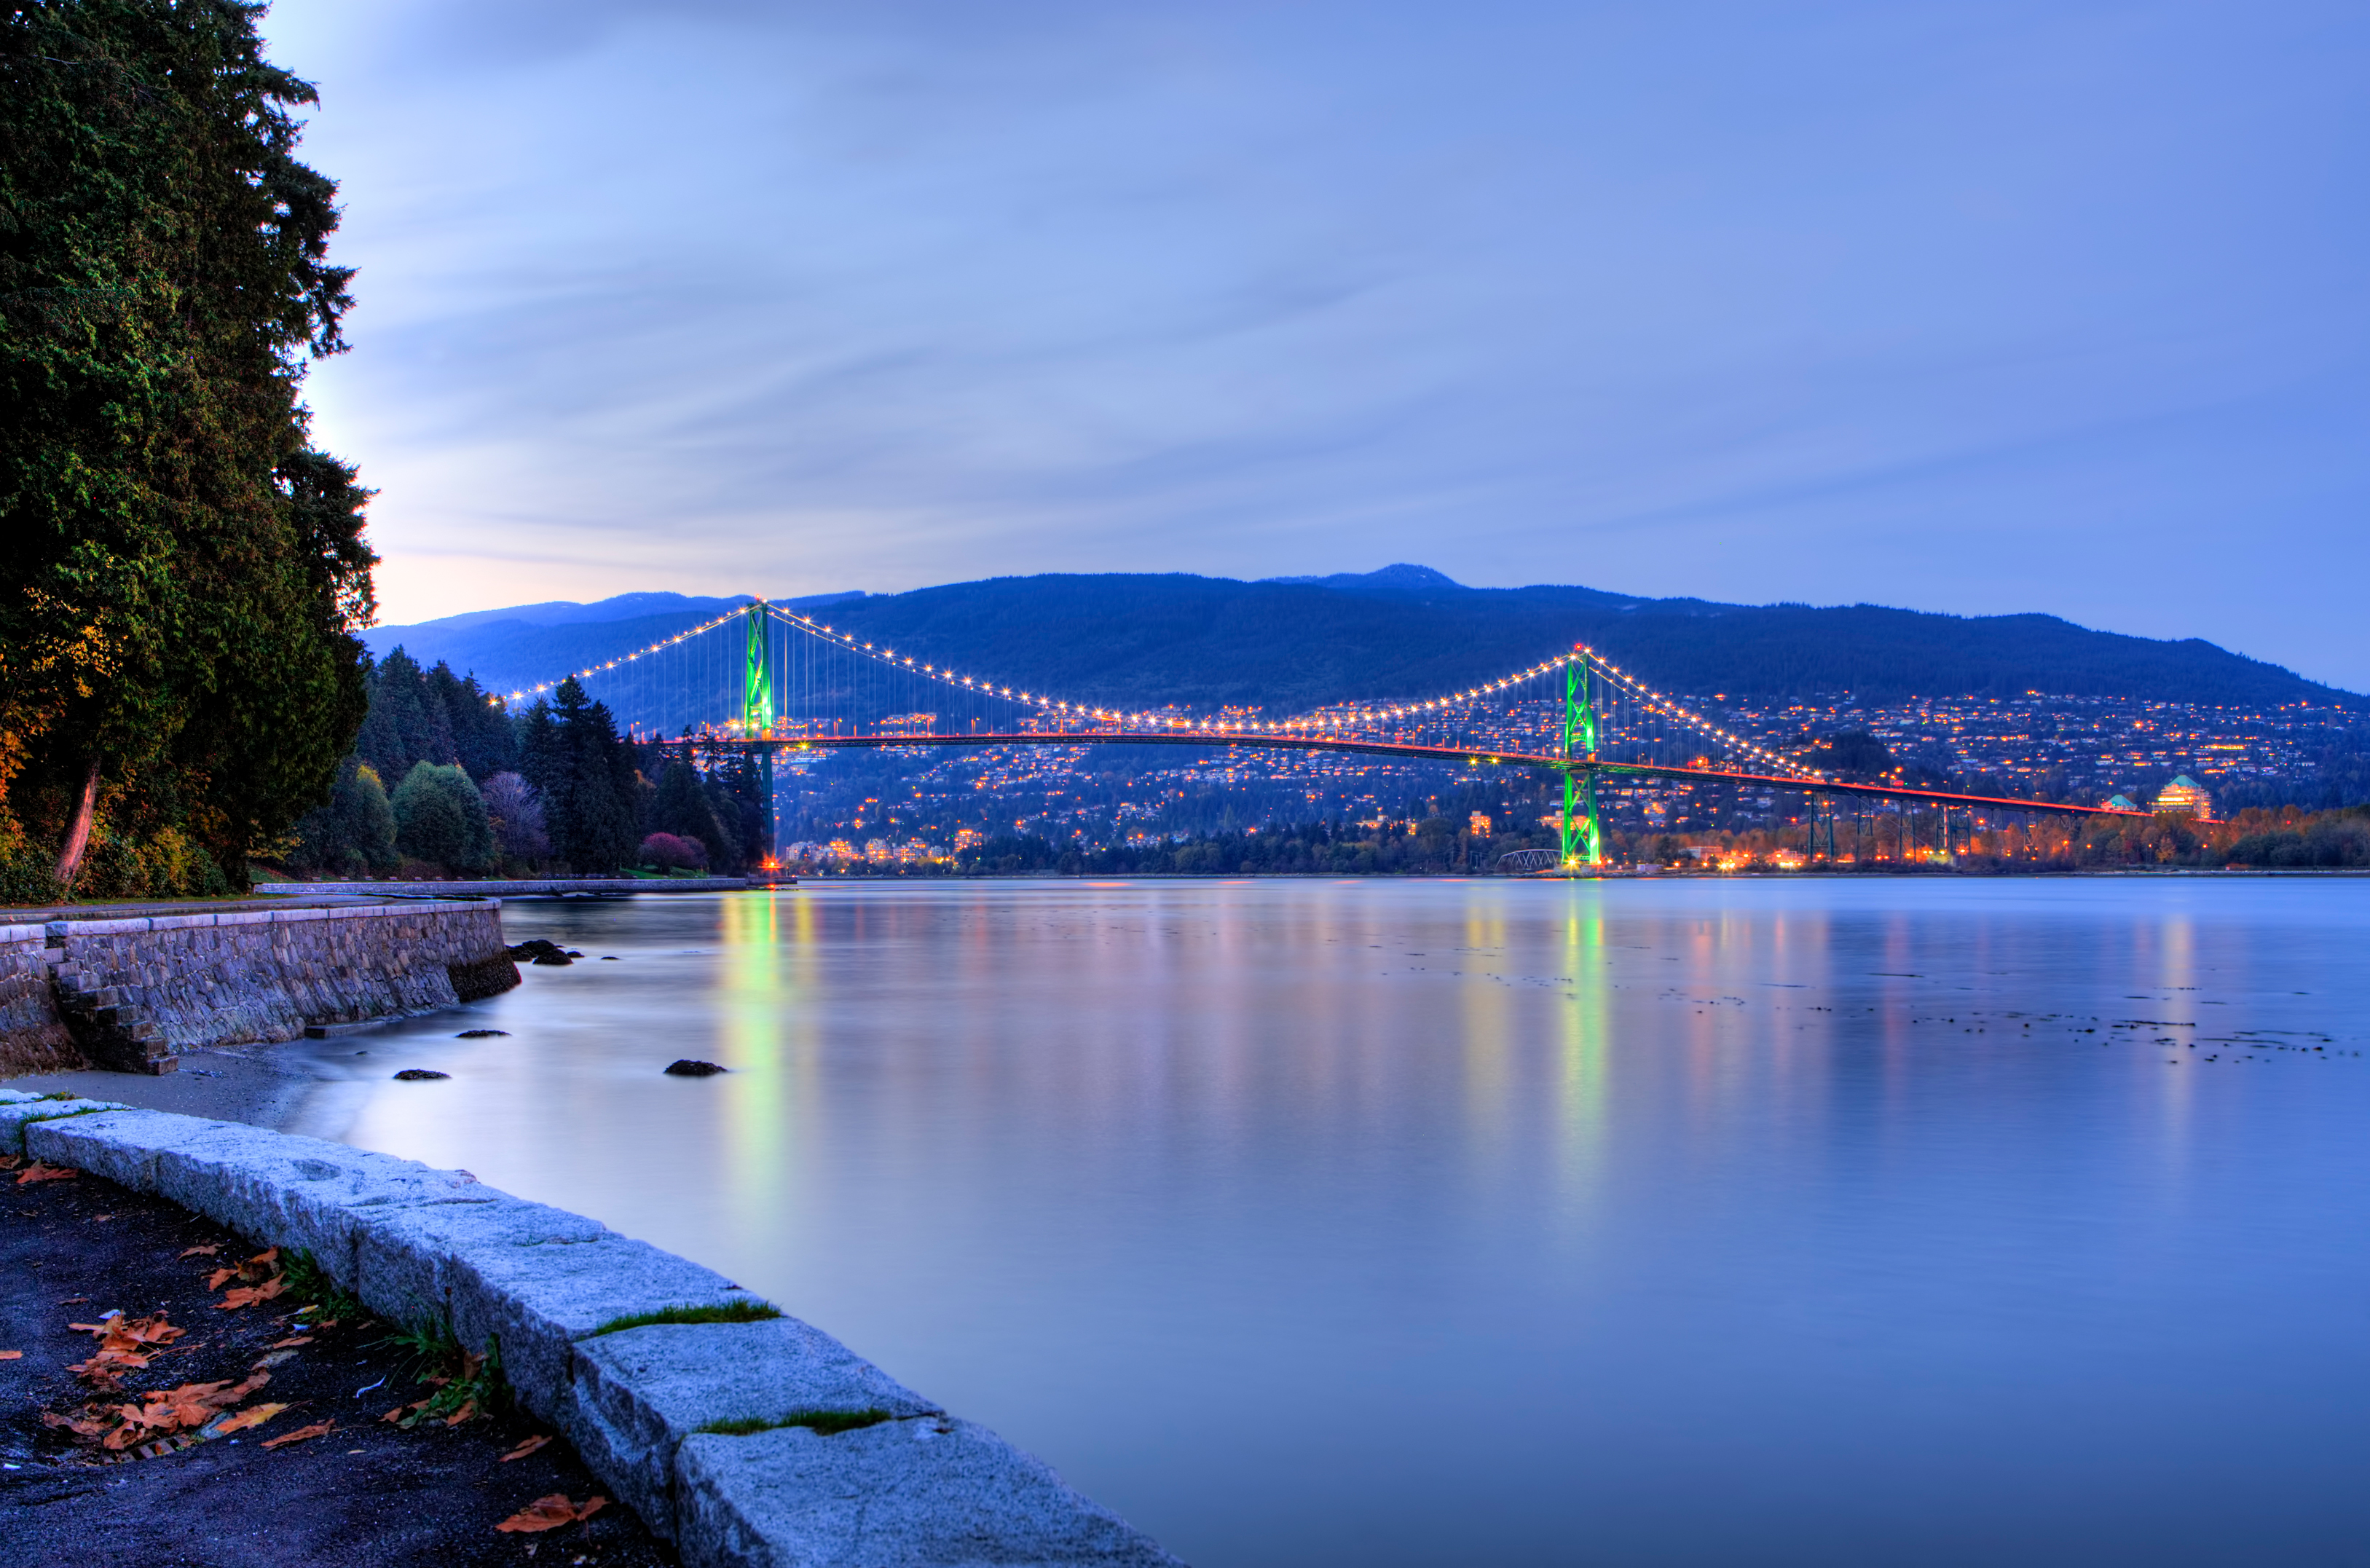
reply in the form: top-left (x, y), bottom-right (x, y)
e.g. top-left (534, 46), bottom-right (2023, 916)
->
top-left (291, 879), bottom-right (2370, 1567)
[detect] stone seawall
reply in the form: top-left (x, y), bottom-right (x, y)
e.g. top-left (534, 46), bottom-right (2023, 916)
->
top-left (0, 900), bottom-right (517, 1076)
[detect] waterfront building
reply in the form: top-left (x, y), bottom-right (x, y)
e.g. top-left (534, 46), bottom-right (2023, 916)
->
top-left (2152, 776), bottom-right (2213, 819)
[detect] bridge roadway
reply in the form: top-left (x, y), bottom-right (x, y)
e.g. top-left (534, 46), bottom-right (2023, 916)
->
top-left (684, 730), bottom-right (2149, 819)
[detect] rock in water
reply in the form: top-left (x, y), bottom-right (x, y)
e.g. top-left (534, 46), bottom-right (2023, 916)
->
top-left (505, 939), bottom-right (572, 966)
top-left (664, 1060), bottom-right (727, 1077)
top-left (454, 1029), bottom-right (510, 1039)
top-left (393, 1068), bottom-right (451, 1081)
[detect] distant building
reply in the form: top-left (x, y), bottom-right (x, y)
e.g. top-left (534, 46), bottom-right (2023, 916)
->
top-left (2104, 794), bottom-right (2140, 811)
top-left (2152, 776), bottom-right (2213, 819)
top-left (1469, 811), bottom-right (1492, 838)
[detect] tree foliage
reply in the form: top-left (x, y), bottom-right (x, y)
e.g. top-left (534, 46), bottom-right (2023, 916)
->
top-left (390, 761), bottom-right (494, 874)
top-left (521, 678), bottom-right (638, 873)
top-left (0, 0), bottom-right (373, 889)
top-left (288, 756), bottom-right (396, 876)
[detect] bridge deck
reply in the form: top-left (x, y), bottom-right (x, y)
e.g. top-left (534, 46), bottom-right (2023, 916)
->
top-left (683, 731), bottom-right (2146, 819)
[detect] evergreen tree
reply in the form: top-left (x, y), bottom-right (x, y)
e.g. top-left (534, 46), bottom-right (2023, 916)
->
top-left (535, 678), bottom-right (637, 872)
top-left (289, 756), bottom-right (397, 876)
top-left (353, 647), bottom-right (452, 784)
top-left (425, 661), bottom-right (516, 781)
top-left (652, 760), bottom-right (732, 871)
top-left (1, 1), bottom-right (371, 889)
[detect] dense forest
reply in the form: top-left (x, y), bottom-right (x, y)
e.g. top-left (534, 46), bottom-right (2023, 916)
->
top-left (280, 652), bottom-right (768, 880)
top-left (1, 1), bottom-right (374, 902)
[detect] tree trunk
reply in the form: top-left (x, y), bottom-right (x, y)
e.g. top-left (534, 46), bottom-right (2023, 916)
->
top-left (54, 759), bottom-right (101, 889)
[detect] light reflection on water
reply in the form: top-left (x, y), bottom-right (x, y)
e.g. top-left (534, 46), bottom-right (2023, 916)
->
top-left (294, 879), bottom-right (2370, 1567)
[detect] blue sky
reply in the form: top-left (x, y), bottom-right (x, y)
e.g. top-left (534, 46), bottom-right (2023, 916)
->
top-left (266, 1), bottom-right (2370, 689)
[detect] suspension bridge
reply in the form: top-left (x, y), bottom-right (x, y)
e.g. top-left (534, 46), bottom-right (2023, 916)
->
top-left (508, 598), bottom-right (2147, 870)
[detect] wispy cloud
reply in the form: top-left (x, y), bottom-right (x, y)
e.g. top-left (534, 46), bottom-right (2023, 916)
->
top-left (268, 0), bottom-right (2370, 685)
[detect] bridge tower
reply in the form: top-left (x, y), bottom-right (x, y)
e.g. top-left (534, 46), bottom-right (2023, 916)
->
top-left (1560, 650), bottom-right (1604, 870)
top-left (744, 602), bottom-right (776, 864)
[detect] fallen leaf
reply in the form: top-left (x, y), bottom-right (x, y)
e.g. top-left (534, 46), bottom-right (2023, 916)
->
top-left (0, 1350), bottom-right (21, 1360)
top-left (210, 1402), bottom-right (291, 1435)
top-left (216, 1276), bottom-right (288, 1310)
top-left (42, 1408), bottom-right (113, 1441)
top-left (262, 1419), bottom-right (334, 1449)
top-left (382, 1398), bottom-right (430, 1424)
top-left (0, 1154), bottom-right (19, 1170)
top-left (208, 1267), bottom-right (237, 1290)
top-left (499, 1434), bottom-right (551, 1463)
top-left (494, 1494), bottom-right (607, 1533)
top-left (444, 1397), bottom-right (477, 1426)
top-left (179, 1244), bottom-right (221, 1258)
top-left (17, 1163), bottom-right (76, 1184)
top-left (68, 1347), bottom-right (150, 1379)
top-left (267, 1336), bottom-right (314, 1349)
top-left (111, 1313), bottom-right (187, 1346)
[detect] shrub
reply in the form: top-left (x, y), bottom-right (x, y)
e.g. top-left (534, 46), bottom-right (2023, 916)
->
top-left (639, 832), bottom-right (706, 872)
top-left (391, 763), bottom-right (495, 873)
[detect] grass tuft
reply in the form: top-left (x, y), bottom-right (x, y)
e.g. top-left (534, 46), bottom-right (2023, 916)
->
top-left (588, 1301), bottom-right (782, 1336)
top-left (279, 1248), bottom-right (365, 1323)
top-left (696, 1409), bottom-right (893, 1438)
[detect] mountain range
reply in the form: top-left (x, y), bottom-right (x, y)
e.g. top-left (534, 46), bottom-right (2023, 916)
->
top-left (363, 569), bottom-right (2356, 713)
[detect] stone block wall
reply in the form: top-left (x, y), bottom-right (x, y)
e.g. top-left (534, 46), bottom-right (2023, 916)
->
top-left (0, 901), bottom-right (518, 1076)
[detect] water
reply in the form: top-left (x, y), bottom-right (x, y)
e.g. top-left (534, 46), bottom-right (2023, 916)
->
top-left (292, 879), bottom-right (2370, 1567)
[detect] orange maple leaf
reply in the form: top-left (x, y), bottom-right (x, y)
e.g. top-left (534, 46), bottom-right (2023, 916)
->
top-left (261, 1419), bottom-right (333, 1449)
top-left (499, 1433), bottom-right (551, 1463)
top-left (0, 1350), bottom-right (21, 1360)
top-left (68, 1347), bottom-right (151, 1380)
top-left (41, 1408), bottom-right (113, 1440)
top-left (267, 1335), bottom-right (314, 1349)
top-left (216, 1276), bottom-right (288, 1310)
top-left (178, 1244), bottom-right (221, 1258)
top-left (210, 1402), bottom-right (291, 1435)
top-left (111, 1313), bottom-right (186, 1346)
top-left (494, 1494), bottom-right (607, 1533)
top-left (17, 1163), bottom-right (76, 1184)
top-left (208, 1266), bottom-right (237, 1290)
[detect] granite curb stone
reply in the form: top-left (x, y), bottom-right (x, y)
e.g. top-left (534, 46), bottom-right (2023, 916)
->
top-left (573, 1319), bottom-right (942, 1537)
top-left (675, 1419), bottom-right (1186, 1568)
top-left (0, 1093), bottom-right (132, 1155)
top-left (15, 1106), bottom-right (1182, 1564)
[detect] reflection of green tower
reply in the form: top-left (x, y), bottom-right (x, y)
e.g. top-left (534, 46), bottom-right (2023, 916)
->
top-left (744, 602), bottom-right (776, 862)
top-left (1560, 651), bottom-right (1603, 869)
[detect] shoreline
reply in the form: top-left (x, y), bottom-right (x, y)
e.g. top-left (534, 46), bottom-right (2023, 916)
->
top-left (7, 1040), bottom-right (333, 1131)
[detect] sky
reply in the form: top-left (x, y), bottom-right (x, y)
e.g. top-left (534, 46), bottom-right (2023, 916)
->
top-left (263, 1), bottom-right (2370, 690)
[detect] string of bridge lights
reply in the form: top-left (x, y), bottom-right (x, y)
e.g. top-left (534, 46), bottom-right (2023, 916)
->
top-left (503, 603), bottom-right (760, 704)
top-left (1264, 645), bottom-right (1816, 779)
top-left (753, 607), bottom-right (1817, 779)
top-left (510, 600), bottom-right (1816, 779)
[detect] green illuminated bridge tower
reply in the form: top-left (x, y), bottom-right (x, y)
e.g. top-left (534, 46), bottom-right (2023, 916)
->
top-left (1560, 648), bottom-right (1604, 869)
